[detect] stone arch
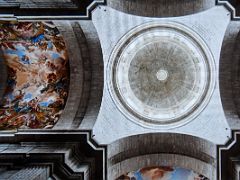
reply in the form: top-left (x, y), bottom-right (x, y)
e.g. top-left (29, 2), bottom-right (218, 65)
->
top-left (53, 20), bottom-right (104, 130)
top-left (107, 0), bottom-right (215, 17)
top-left (219, 21), bottom-right (240, 129)
top-left (107, 133), bottom-right (216, 179)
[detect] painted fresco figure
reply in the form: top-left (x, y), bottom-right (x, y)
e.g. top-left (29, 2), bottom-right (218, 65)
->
top-left (116, 166), bottom-right (209, 180)
top-left (0, 21), bottom-right (69, 130)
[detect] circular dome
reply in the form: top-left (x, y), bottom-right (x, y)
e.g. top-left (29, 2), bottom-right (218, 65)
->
top-left (108, 22), bottom-right (215, 128)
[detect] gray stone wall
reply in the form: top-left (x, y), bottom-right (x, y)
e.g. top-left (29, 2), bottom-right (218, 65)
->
top-left (69, 21), bottom-right (92, 128)
top-left (107, 0), bottom-right (215, 17)
top-left (220, 21), bottom-right (240, 129)
top-left (108, 133), bottom-right (216, 164)
top-left (51, 20), bottom-right (103, 130)
top-left (78, 20), bottom-right (104, 130)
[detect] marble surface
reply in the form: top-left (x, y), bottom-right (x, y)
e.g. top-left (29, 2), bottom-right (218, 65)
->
top-left (92, 6), bottom-right (231, 145)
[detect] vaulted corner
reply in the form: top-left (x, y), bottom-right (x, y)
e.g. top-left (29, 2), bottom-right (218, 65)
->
top-left (0, 0), bottom-right (240, 180)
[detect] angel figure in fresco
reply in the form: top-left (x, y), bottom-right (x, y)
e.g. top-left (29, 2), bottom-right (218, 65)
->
top-left (117, 166), bottom-right (173, 180)
top-left (12, 22), bottom-right (34, 39)
top-left (116, 166), bottom-right (210, 180)
top-left (139, 166), bottom-right (173, 180)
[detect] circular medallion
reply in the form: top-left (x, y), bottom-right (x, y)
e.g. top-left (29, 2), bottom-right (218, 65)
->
top-left (156, 69), bottom-right (169, 81)
top-left (108, 22), bottom-right (215, 128)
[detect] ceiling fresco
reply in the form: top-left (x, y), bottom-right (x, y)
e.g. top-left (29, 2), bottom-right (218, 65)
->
top-left (0, 21), bottom-right (69, 130)
top-left (116, 166), bottom-right (209, 180)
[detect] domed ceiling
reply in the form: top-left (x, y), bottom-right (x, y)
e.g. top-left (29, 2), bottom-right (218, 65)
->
top-left (0, 21), bottom-right (69, 130)
top-left (108, 22), bottom-right (216, 127)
